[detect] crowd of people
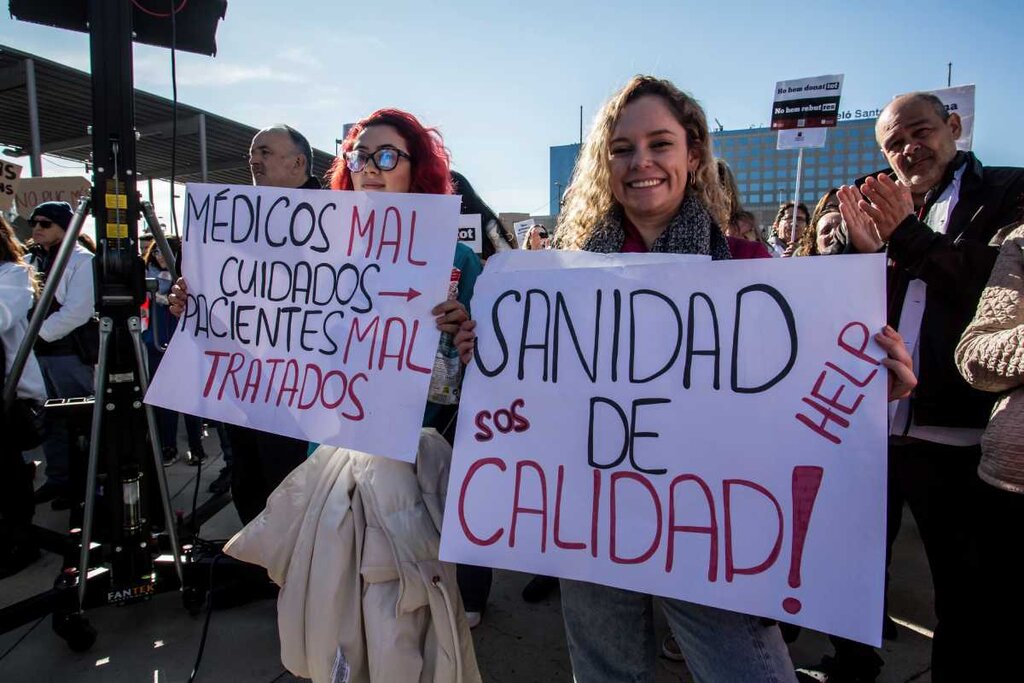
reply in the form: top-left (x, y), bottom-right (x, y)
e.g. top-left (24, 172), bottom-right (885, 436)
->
top-left (1, 72), bottom-right (1021, 683)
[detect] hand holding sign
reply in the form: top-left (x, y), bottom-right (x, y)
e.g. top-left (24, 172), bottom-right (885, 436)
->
top-left (169, 277), bottom-right (188, 317)
top-left (441, 251), bottom-right (890, 645)
top-left (875, 326), bottom-right (916, 401)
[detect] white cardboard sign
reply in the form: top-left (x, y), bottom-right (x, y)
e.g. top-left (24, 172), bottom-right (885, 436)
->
top-left (926, 84), bottom-right (975, 152)
top-left (513, 219), bottom-right (535, 247)
top-left (146, 184), bottom-right (461, 462)
top-left (440, 251), bottom-right (888, 645)
top-left (777, 127), bottom-right (828, 150)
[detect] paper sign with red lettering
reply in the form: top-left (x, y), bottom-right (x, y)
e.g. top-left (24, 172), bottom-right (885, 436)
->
top-left (440, 251), bottom-right (888, 645)
top-left (146, 184), bottom-right (461, 462)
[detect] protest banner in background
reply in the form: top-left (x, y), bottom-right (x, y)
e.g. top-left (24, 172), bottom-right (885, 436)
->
top-left (14, 176), bottom-right (91, 219)
top-left (513, 219), bottom-right (535, 247)
top-left (777, 127), bottom-right (828, 150)
top-left (0, 159), bottom-right (23, 211)
top-left (440, 251), bottom-right (888, 645)
top-left (458, 213), bottom-right (482, 254)
top-left (146, 184), bottom-right (461, 462)
top-left (771, 73), bottom-right (844, 130)
top-left (926, 84), bottom-right (975, 151)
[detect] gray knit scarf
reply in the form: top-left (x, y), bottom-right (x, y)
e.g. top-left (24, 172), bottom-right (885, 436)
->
top-left (580, 194), bottom-right (732, 260)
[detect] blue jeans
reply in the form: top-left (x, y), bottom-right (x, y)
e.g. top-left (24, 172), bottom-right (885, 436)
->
top-left (37, 354), bottom-right (95, 487)
top-left (560, 579), bottom-right (797, 683)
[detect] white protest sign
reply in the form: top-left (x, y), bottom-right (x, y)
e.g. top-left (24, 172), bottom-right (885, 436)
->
top-left (458, 213), bottom-right (483, 254)
top-left (926, 84), bottom-right (975, 151)
top-left (14, 176), bottom-right (92, 219)
top-left (777, 127), bottom-right (828, 150)
top-left (513, 219), bottom-right (535, 247)
top-left (771, 74), bottom-right (844, 130)
top-left (0, 159), bottom-right (23, 212)
top-left (441, 251), bottom-right (888, 645)
top-left (146, 184), bottom-right (461, 462)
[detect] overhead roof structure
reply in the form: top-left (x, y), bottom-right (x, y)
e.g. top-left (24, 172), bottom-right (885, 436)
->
top-left (0, 44), bottom-right (335, 186)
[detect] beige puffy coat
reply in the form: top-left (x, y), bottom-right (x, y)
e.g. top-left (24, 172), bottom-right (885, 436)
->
top-left (224, 429), bottom-right (481, 683)
top-left (955, 224), bottom-right (1024, 493)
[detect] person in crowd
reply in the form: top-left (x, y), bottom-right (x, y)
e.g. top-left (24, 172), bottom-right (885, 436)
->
top-left (328, 108), bottom-right (482, 626)
top-left (141, 237), bottom-right (208, 467)
top-left (170, 124), bottom-right (322, 526)
top-left (452, 170), bottom-right (516, 259)
top-left (795, 189), bottom-right (846, 257)
top-left (768, 201), bottom-right (809, 257)
top-left (25, 201), bottom-right (96, 511)
top-left (730, 210), bottom-right (769, 244)
top-left (461, 74), bottom-right (798, 683)
top-left (521, 224), bottom-right (551, 250)
top-left (954, 222), bottom-right (1024, 680)
top-left (831, 91), bottom-right (1024, 682)
top-left (716, 159), bottom-right (771, 259)
top-left (0, 216), bottom-right (47, 578)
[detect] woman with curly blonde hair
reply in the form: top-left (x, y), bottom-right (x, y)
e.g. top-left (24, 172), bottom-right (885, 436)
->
top-left (555, 75), bottom-right (732, 260)
top-left (543, 75), bottom-right (795, 682)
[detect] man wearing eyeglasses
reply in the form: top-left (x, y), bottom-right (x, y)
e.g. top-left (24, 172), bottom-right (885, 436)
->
top-left (25, 201), bottom-right (96, 510)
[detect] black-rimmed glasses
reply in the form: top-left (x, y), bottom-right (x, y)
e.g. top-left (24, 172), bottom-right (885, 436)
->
top-left (345, 147), bottom-right (411, 173)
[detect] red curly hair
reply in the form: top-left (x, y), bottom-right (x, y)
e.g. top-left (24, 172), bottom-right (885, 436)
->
top-left (328, 108), bottom-right (453, 195)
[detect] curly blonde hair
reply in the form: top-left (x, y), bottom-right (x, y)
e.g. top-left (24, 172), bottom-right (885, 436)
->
top-left (556, 76), bottom-right (728, 251)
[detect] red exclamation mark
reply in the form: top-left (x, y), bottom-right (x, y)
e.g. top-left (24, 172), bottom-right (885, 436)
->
top-left (782, 466), bottom-right (824, 615)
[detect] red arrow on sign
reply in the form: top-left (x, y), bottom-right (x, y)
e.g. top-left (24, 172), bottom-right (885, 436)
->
top-left (378, 288), bottom-right (421, 302)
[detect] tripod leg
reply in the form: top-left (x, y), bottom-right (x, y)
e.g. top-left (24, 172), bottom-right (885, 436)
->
top-left (140, 200), bottom-right (179, 282)
top-left (76, 317), bottom-right (112, 613)
top-left (127, 316), bottom-right (185, 587)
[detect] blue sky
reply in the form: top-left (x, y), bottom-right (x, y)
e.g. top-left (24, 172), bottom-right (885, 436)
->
top-left (2, 0), bottom-right (1021, 217)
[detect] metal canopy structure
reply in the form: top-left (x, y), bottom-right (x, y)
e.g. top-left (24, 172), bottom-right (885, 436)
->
top-left (0, 44), bottom-right (334, 185)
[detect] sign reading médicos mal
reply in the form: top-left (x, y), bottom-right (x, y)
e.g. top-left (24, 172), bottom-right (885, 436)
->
top-left (440, 252), bottom-right (889, 645)
top-left (146, 184), bottom-right (460, 462)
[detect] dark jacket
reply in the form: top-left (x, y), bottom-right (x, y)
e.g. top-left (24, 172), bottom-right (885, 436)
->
top-left (300, 176), bottom-right (323, 190)
top-left (885, 152), bottom-right (1024, 428)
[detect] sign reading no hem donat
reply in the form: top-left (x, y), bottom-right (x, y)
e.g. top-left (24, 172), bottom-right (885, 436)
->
top-left (771, 74), bottom-right (845, 130)
top-left (440, 251), bottom-right (889, 646)
top-left (145, 184), bottom-right (461, 463)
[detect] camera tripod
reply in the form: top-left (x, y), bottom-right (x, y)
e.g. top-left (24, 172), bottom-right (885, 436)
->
top-left (1, 196), bottom-right (194, 650)
top-left (1, 0), bottom-right (229, 652)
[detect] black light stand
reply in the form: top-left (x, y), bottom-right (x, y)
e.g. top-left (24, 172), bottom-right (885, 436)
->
top-left (1, 0), bottom-right (226, 651)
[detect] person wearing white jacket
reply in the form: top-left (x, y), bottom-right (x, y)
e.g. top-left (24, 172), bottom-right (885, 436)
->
top-left (225, 429), bottom-right (481, 683)
top-left (25, 201), bottom-right (96, 509)
top-left (0, 216), bottom-right (46, 577)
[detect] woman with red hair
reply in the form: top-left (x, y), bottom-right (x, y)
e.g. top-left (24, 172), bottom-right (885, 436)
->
top-left (330, 108), bottom-right (488, 627)
top-left (328, 108), bottom-right (454, 196)
top-left (328, 108), bottom-right (480, 419)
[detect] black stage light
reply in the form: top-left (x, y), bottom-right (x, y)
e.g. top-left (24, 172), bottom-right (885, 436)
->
top-left (9, 0), bottom-right (227, 56)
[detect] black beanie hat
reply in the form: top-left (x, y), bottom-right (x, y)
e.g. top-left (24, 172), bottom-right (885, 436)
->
top-left (29, 201), bottom-right (74, 230)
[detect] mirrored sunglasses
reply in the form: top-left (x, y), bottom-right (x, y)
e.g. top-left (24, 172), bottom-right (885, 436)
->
top-left (344, 147), bottom-right (411, 173)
